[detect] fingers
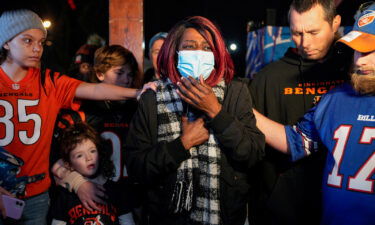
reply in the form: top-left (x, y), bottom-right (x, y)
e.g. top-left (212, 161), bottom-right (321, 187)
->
top-left (82, 201), bottom-right (94, 211)
top-left (85, 200), bottom-right (100, 211)
top-left (82, 194), bottom-right (104, 211)
top-left (77, 182), bottom-right (107, 211)
top-left (176, 89), bottom-right (197, 107)
top-left (178, 76), bottom-right (212, 102)
top-left (94, 184), bottom-right (107, 203)
top-left (199, 75), bottom-right (205, 84)
top-left (195, 117), bottom-right (205, 124)
top-left (82, 197), bottom-right (103, 211)
top-left (180, 117), bottom-right (209, 149)
top-left (0, 187), bottom-right (13, 197)
top-left (92, 194), bottom-right (106, 205)
top-left (199, 75), bottom-right (211, 92)
top-left (190, 76), bottom-right (210, 94)
top-left (186, 76), bottom-right (208, 94)
top-left (96, 184), bottom-right (106, 193)
top-left (179, 77), bottom-right (205, 99)
top-left (187, 117), bottom-right (206, 127)
top-left (138, 82), bottom-right (158, 101)
top-left (88, 200), bottom-right (102, 211)
top-left (177, 81), bottom-right (200, 106)
top-left (186, 76), bottom-right (210, 95)
top-left (144, 81), bottom-right (157, 91)
top-left (95, 187), bottom-right (108, 201)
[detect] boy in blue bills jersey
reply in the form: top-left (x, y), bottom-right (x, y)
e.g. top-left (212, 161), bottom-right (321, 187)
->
top-left (253, 2), bottom-right (375, 225)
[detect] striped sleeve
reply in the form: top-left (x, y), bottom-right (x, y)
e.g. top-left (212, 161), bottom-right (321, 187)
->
top-left (285, 108), bottom-right (320, 161)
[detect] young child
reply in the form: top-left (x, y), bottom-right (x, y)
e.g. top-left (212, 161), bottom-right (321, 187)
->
top-left (51, 122), bottom-right (134, 225)
top-left (0, 9), bottom-right (155, 224)
top-left (52, 45), bottom-right (145, 221)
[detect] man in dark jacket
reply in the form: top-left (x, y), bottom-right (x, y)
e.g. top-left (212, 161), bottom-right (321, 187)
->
top-left (248, 0), bottom-right (352, 224)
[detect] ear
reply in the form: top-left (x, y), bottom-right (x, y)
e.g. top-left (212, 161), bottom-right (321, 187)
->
top-left (3, 42), bottom-right (10, 50)
top-left (96, 72), bottom-right (105, 81)
top-left (332, 15), bottom-right (341, 32)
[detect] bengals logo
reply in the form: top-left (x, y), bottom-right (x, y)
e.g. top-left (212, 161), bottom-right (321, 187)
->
top-left (358, 12), bottom-right (375, 27)
top-left (12, 83), bottom-right (20, 90)
top-left (83, 215), bottom-right (104, 225)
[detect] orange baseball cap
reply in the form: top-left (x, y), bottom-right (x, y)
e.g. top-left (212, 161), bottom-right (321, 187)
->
top-left (337, 2), bottom-right (375, 53)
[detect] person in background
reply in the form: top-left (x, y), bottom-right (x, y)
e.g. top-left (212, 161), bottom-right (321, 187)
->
top-left (67, 34), bottom-right (105, 82)
top-left (51, 122), bottom-right (134, 225)
top-left (69, 43), bottom-right (100, 81)
top-left (143, 32), bottom-right (168, 82)
top-left (52, 45), bottom-right (144, 224)
top-left (248, 0), bottom-right (352, 224)
top-left (125, 16), bottom-right (265, 225)
top-left (0, 9), bottom-right (155, 225)
top-left (253, 3), bottom-right (375, 225)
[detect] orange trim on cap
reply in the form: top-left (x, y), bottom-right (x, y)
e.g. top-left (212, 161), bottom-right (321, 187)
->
top-left (338, 32), bottom-right (375, 53)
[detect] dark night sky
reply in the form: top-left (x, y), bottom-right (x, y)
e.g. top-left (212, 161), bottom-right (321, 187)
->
top-left (3, 0), bottom-right (364, 76)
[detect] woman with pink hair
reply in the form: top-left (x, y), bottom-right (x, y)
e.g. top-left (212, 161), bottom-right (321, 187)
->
top-left (125, 16), bottom-right (265, 225)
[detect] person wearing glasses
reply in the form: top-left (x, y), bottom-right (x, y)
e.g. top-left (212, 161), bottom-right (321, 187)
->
top-left (253, 2), bottom-right (375, 225)
top-left (248, 1), bottom-right (353, 224)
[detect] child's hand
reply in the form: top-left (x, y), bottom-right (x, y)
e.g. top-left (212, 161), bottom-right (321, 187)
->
top-left (143, 81), bottom-right (157, 92)
top-left (77, 181), bottom-right (107, 211)
top-left (137, 81), bottom-right (157, 100)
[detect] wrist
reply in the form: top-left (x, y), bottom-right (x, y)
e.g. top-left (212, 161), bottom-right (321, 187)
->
top-left (207, 104), bottom-right (222, 119)
top-left (61, 171), bottom-right (88, 193)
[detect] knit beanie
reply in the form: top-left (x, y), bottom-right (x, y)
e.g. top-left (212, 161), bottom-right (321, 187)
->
top-left (149, 32), bottom-right (168, 51)
top-left (0, 9), bottom-right (47, 48)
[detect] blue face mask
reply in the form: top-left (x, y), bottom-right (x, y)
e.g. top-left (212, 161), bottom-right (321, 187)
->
top-left (177, 50), bottom-right (215, 80)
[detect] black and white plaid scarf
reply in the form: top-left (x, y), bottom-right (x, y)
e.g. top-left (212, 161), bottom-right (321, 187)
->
top-left (156, 78), bottom-right (225, 225)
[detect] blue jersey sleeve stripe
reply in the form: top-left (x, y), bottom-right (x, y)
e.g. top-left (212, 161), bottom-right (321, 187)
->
top-left (286, 125), bottom-right (319, 161)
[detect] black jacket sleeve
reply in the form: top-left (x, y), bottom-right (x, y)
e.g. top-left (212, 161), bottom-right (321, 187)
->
top-left (125, 90), bottom-right (190, 185)
top-left (50, 187), bottom-right (69, 222)
top-left (207, 81), bottom-right (265, 169)
top-left (249, 69), bottom-right (268, 115)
